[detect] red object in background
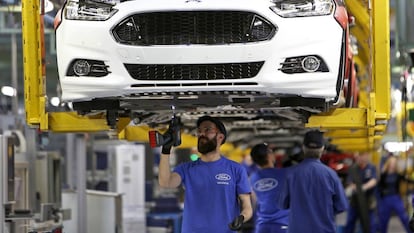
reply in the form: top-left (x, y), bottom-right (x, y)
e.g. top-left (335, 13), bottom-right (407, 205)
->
top-left (321, 152), bottom-right (355, 177)
top-left (274, 153), bottom-right (285, 168)
top-left (335, 6), bottom-right (359, 108)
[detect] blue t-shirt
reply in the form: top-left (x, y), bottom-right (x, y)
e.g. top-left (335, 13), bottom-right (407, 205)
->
top-left (250, 168), bottom-right (289, 226)
top-left (278, 158), bottom-right (348, 233)
top-left (174, 156), bottom-right (251, 233)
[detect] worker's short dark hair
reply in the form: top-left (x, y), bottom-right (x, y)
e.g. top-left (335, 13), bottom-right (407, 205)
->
top-left (250, 143), bottom-right (269, 166)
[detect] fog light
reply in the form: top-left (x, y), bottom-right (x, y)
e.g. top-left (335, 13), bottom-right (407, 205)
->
top-left (301, 56), bottom-right (320, 72)
top-left (73, 60), bottom-right (91, 76)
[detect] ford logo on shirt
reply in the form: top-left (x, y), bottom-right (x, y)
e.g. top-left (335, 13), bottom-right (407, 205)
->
top-left (215, 173), bottom-right (231, 181)
top-left (254, 178), bottom-right (278, 192)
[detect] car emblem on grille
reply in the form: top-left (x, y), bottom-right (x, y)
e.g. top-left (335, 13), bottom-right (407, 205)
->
top-left (185, 0), bottom-right (201, 3)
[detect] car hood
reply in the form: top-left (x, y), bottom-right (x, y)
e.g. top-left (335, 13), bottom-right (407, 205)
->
top-left (115, 0), bottom-right (274, 14)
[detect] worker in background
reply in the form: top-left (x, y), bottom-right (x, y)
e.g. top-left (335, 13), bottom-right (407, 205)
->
top-left (249, 143), bottom-right (289, 233)
top-left (278, 130), bottom-right (348, 233)
top-left (281, 145), bottom-right (303, 168)
top-left (378, 154), bottom-right (412, 233)
top-left (241, 152), bottom-right (260, 177)
top-left (158, 115), bottom-right (253, 233)
top-left (344, 152), bottom-right (378, 233)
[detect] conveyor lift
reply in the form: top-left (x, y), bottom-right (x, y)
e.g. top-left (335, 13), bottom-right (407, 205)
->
top-left (22, 0), bottom-right (390, 152)
top-left (306, 0), bottom-right (391, 152)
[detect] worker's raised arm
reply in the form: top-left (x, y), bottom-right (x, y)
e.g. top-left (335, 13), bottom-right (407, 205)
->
top-left (158, 152), bottom-right (181, 188)
top-left (153, 113), bottom-right (182, 188)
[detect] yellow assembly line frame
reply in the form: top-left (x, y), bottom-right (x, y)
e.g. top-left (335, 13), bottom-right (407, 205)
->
top-left (22, 0), bottom-right (391, 152)
top-left (307, 0), bottom-right (391, 152)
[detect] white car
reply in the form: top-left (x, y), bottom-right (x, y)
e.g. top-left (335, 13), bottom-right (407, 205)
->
top-left (55, 0), bottom-right (351, 120)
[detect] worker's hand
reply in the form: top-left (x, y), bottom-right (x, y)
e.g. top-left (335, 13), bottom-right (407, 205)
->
top-left (345, 184), bottom-right (356, 197)
top-left (161, 127), bottom-right (174, 154)
top-left (161, 115), bottom-right (181, 154)
top-left (228, 215), bottom-right (244, 231)
top-left (409, 214), bottom-right (414, 231)
top-left (345, 186), bottom-right (354, 197)
top-left (170, 116), bottom-right (181, 147)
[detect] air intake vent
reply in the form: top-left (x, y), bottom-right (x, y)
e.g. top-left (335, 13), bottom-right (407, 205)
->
top-left (125, 62), bottom-right (264, 80)
top-left (113, 11), bottom-right (276, 45)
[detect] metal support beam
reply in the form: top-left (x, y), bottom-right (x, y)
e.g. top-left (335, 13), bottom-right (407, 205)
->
top-left (331, 135), bottom-right (383, 151)
top-left (372, 0), bottom-right (391, 117)
top-left (324, 129), bottom-right (369, 138)
top-left (306, 108), bottom-right (367, 129)
top-left (48, 112), bottom-right (132, 133)
top-left (21, 0), bottom-right (48, 130)
top-left (0, 135), bottom-right (7, 233)
top-left (21, 0), bottom-right (121, 132)
top-left (49, 112), bottom-right (110, 132)
top-left (65, 134), bottom-right (76, 189)
top-left (122, 125), bottom-right (199, 148)
top-left (347, 0), bottom-right (370, 70)
top-left (306, 0), bottom-right (391, 152)
top-left (330, 137), bottom-right (374, 149)
top-left (75, 135), bottom-right (87, 233)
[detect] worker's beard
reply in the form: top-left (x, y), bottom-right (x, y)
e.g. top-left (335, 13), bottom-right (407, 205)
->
top-left (198, 135), bottom-right (217, 154)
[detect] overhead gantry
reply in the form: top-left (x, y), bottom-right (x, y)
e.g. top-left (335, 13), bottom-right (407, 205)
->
top-left (22, 0), bottom-right (391, 152)
top-left (306, 0), bottom-right (391, 152)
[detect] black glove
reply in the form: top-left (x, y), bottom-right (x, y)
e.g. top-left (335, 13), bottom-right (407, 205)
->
top-left (161, 117), bottom-right (181, 154)
top-left (161, 127), bottom-right (174, 154)
top-left (409, 214), bottom-right (414, 231)
top-left (228, 215), bottom-right (244, 231)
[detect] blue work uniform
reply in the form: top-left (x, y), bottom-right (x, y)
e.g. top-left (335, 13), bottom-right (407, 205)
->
top-left (278, 158), bottom-right (348, 233)
top-left (378, 173), bottom-right (412, 233)
top-left (344, 163), bottom-right (377, 233)
top-left (174, 156), bottom-right (251, 233)
top-left (250, 168), bottom-right (289, 233)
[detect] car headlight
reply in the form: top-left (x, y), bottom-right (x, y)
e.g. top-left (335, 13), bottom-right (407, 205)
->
top-left (64, 0), bottom-right (118, 21)
top-left (270, 0), bottom-right (334, 18)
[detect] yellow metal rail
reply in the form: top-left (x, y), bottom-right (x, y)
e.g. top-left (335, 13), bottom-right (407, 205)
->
top-left (306, 0), bottom-right (391, 152)
top-left (22, 0), bottom-right (48, 130)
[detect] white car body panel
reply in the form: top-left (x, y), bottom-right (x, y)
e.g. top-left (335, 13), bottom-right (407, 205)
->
top-left (56, 0), bottom-right (344, 103)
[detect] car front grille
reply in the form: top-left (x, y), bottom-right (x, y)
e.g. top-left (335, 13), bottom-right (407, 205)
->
top-left (112, 11), bottom-right (276, 45)
top-left (124, 62), bottom-right (264, 80)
